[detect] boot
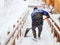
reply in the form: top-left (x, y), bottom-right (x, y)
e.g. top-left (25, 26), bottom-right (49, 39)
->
top-left (38, 30), bottom-right (42, 39)
top-left (32, 30), bottom-right (36, 39)
top-left (38, 31), bottom-right (41, 38)
top-left (38, 25), bottom-right (42, 39)
top-left (24, 28), bottom-right (30, 37)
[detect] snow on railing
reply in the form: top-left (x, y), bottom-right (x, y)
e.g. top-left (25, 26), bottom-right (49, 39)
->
top-left (47, 18), bottom-right (60, 42)
top-left (2, 9), bottom-right (30, 45)
top-left (28, 4), bottom-right (45, 9)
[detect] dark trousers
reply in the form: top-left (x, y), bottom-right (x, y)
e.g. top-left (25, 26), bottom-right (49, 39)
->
top-left (32, 21), bottom-right (43, 39)
top-left (24, 21), bottom-right (43, 39)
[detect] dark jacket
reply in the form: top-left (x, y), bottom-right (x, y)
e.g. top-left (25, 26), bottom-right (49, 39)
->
top-left (31, 9), bottom-right (50, 26)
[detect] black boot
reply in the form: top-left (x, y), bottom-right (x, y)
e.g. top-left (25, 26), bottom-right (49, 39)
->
top-left (38, 30), bottom-right (42, 39)
top-left (24, 28), bottom-right (30, 37)
top-left (38, 31), bottom-right (41, 38)
top-left (38, 25), bottom-right (42, 39)
top-left (32, 30), bottom-right (36, 39)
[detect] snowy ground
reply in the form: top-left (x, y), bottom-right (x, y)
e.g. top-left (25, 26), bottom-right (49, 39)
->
top-left (0, 0), bottom-right (60, 45)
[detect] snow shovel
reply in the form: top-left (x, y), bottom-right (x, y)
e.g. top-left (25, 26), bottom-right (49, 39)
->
top-left (24, 28), bottom-right (32, 37)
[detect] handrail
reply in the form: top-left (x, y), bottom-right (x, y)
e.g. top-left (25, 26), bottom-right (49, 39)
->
top-left (47, 18), bottom-right (60, 42)
top-left (2, 9), bottom-right (30, 45)
top-left (49, 18), bottom-right (60, 34)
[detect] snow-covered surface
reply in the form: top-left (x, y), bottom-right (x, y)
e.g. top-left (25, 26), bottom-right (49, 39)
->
top-left (0, 0), bottom-right (60, 45)
top-left (0, 0), bottom-right (4, 16)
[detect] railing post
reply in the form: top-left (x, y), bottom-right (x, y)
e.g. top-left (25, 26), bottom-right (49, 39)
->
top-left (13, 25), bottom-right (15, 28)
top-left (7, 31), bottom-right (10, 35)
top-left (17, 34), bottom-right (19, 40)
top-left (12, 40), bottom-right (15, 45)
top-left (20, 29), bottom-right (22, 37)
top-left (54, 29), bottom-right (57, 37)
top-left (57, 34), bottom-right (60, 42)
top-left (17, 20), bottom-right (19, 23)
top-left (18, 33), bottom-right (20, 39)
top-left (18, 32), bottom-right (20, 38)
top-left (51, 24), bottom-right (52, 32)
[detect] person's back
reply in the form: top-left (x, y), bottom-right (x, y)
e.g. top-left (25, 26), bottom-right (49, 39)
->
top-left (31, 8), bottom-right (44, 25)
top-left (31, 7), bottom-right (50, 22)
top-left (32, 12), bottom-right (43, 26)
